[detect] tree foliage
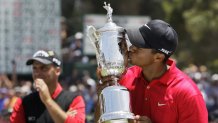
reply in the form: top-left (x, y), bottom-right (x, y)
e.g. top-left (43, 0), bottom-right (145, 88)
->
top-left (162, 0), bottom-right (218, 72)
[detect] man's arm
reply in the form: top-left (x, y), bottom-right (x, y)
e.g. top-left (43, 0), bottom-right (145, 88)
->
top-left (178, 94), bottom-right (208, 123)
top-left (35, 79), bottom-right (67, 123)
top-left (94, 80), bottom-right (115, 123)
top-left (43, 97), bottom-right (69, 123)
top-left (43, 96), bottom-right (85, 123)
top-left (94, 96), bottom-right (101, 123)
top-left (35, 79), bottom-right (85, 123)
top-left (64, 96), bottom-right (85, 123)
top-left (35, 78), bottom-right (85, 123)
top-left (10, 98), bottom-right (26, 123)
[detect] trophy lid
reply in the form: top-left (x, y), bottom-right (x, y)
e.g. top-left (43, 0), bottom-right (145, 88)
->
top-left (98, 2), bottom-right (124, 32)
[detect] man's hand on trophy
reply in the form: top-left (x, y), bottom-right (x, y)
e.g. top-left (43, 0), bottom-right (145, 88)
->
top-left (130, 115), bottom-right (152, 123)
top-left (96, 67), bottom-right (119, 85)
top-left (96, 67), bottom-right (119, 95)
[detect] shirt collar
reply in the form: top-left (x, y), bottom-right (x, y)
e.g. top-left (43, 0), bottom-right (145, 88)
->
top-left (51, 83), bottom-right (63, 99)
top-left (158, 59), bottom-right (177, 85)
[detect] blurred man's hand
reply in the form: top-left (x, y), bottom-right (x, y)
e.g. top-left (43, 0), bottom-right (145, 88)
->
top-left (34, 78), bottom-right (51, 104)
top-left (66, 108), bottom-right (77, 117)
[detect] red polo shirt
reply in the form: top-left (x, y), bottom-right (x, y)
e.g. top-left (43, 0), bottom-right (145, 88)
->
top-left (10, 83), bottom-right (85, 123)
top-left (119, 59), bottom-right (208, 123)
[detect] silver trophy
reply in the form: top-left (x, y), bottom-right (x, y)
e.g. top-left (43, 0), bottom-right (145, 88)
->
top-left (87, 2), bottom-right (134, 123)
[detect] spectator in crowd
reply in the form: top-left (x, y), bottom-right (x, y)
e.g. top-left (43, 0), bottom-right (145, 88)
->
top-left (0, 74), bottom-right (13, 89)
top-left (10, 50), bottom-right (85, 123)
top-left (69, 32), bottom-right (83, 62)
top-left (4, 89), bottom-right (18, 113)
top-left (0, 88), bottom-right (8, 113)
top-left (63, 69), bottom-right (82, 89)
top-left (82, 71), bottom-right (97, 114)
top-left (207, 74), bottom-right (218, 112)
top-left (95, 19), bottom-right (208, 123)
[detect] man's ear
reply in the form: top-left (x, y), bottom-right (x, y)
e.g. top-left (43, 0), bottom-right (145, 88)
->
top-left (154, 53), bottom-right (165, 63)
top-left (56, 67), bottom-right (62, 75)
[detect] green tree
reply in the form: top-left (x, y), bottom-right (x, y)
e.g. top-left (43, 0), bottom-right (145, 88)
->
top-left (162, 0), bottom-right (218, 72)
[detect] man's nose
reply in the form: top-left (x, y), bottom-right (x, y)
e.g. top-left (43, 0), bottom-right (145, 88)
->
top-left (33, 70), bottom-right (41, 77)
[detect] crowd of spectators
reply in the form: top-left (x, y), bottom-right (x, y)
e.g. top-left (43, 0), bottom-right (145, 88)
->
top-left (183, 64), bottom-right (218, 122)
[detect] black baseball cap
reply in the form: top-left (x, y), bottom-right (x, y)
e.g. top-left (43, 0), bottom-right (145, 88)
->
top-left (127, 19), bottom-right (178, 56)
top-left (26, 50), bottom-right (61, 66)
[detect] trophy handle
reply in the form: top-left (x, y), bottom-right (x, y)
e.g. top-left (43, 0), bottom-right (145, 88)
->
top-left (87, 26), bottom-right (102, 66)
top-left (87, 25), bottom-right (99, 45)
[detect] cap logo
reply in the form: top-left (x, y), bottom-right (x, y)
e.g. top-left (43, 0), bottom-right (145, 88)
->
top-left (144, 24), bottom-right (151, 30)
top-left (48, 51), bottom-right (54, 56)
top-left (158, 48), bottom-right (172, 55)
top-left (33, 50), bottom-right (49, 57)
top-left (52, 58), bottom-right (61, 66)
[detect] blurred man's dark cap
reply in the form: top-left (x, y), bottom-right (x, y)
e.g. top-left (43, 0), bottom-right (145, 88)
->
top-left (26, 50), bottom-right (61, 66)
top-left (127, 19), bottom-right (178, 56)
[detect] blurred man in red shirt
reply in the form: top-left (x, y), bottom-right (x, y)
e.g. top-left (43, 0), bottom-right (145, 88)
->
top-left (10, 50), bottom-right (85, 123)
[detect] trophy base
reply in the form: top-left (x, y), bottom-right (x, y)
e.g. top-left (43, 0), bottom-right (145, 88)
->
top-left (102, 119), bottom-right (134, 123)
top-left (100, 111), bottom-right (134, 122)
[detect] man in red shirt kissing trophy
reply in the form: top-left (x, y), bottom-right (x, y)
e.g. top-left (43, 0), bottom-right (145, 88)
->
top-left (95, 19), bottom-right (208, 123)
